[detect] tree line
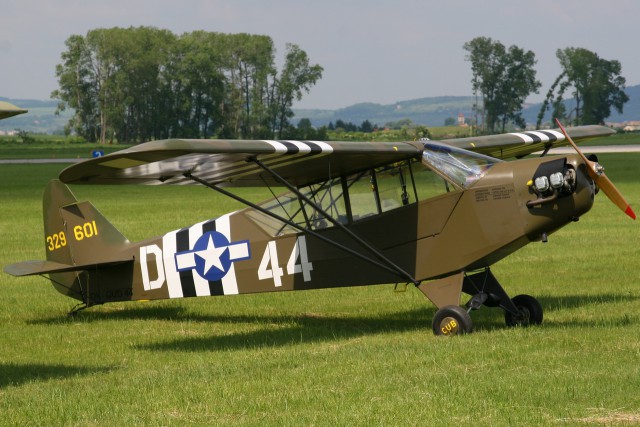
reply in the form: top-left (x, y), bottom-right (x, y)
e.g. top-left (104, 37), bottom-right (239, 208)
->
top-left (52, 28), bottom-right (629, 143)
top-left (52, 27), bottom-right (322, 144)
top-left (463, 37), bottom-right (628, 134)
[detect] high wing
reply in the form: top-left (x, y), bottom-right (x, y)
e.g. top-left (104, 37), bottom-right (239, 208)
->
top-left (0, 101), bottom-right (28, 120)
top-left (441, 125), bottom-right (614, 159)
top-left (59, 125), bottom-right (614, 187)
top-left (59, 139), bottom-right (423, 187)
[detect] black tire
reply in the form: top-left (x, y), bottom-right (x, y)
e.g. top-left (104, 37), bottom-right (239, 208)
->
top-left (504, 294), bottom-right (543, 327)
top-left (432, 305), bottom-right (473, 336)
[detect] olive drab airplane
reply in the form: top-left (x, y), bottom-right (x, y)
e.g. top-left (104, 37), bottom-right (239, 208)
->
top-left (4, 120), bottom-right (636, 335)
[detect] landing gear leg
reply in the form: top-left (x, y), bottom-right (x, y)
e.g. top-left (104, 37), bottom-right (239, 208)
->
top-left (418, 269), bottom-right (543, 335)
top-left (462, 268), bottom-right (543, 328)
top-left (68, 303), bottom-right (88, 316)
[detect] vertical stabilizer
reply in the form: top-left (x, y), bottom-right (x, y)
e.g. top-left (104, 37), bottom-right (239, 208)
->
top-left (43, 180), bottom-right (81, 299)
top-left (43, 180), bottom-right (130, 300)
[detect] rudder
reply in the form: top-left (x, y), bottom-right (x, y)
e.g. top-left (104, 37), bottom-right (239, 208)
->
top-left (43, 180), bottom-right (130, 300)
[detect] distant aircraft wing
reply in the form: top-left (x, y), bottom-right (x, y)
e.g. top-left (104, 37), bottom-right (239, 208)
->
top-left (441, 125), bottom-right (614, 159)
top-left (0, 101), bottom-right (28, 120)
top-left (59, 139), bottom-right (424, 187)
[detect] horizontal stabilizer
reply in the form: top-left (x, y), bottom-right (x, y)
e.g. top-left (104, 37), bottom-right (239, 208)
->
top-left (4, 258), bottom-right (132, 277)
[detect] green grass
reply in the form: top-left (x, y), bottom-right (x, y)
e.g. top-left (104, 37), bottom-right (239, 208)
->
top-left (580, 131), bottom-right (640, 146)
top-left (0, 135), bottom-right (132, 159)
top-left (1, 156), bottom-right (640, 426)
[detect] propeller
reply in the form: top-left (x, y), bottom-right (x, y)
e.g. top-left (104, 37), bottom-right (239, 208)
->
top-left (555, 118), bottom-right (636, 220)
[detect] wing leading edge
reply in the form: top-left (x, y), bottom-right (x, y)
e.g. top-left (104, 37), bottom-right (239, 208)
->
top-left (441, 125), bottom-right (614, 159)
top-left (59, 139), bottom-right (423, 187)
top-left (58, 125), bottom-right (613, 187)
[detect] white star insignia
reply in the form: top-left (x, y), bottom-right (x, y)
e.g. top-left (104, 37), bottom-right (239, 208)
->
top-left (195, 235), bottom-right (228, 275)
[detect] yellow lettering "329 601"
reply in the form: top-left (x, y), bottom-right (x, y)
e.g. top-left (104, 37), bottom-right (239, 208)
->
top-left (73, 220), bottom-right (99, 241)
top-left (46, 232), bottom-right (67, 252)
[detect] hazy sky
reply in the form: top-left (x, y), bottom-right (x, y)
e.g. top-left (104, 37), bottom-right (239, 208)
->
top-left (1, 0), bottom-right (637, 109)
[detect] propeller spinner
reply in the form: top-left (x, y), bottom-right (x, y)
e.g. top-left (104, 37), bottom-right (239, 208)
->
top-left (555, 118), bottom-right (636, 220)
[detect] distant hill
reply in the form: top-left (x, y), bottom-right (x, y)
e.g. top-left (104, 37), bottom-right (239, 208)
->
top-left (294, 96), bottom-right (477, 128)
top-left (2, 85), bottom-right (639, 134)
top-left (294, 84), bottom-right (640, 128)
top-left (600, 84), bottom-right (640, 123)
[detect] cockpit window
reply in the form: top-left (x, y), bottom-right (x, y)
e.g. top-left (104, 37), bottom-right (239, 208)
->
top-left (247, 161), bottom-right (420, 236)
top-left (247, 144), bottom-right (500, 236)
top-left (422, 142), bottom-right (501, 188)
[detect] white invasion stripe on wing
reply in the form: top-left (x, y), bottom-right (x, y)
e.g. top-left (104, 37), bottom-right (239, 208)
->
top-left (308, 141), bottom-right (334, 153)
top-left (263, 140), bottom-right (289, 153)
top-left (284, 140), bottom-right (312, 154)
top-left (508, 132), bottom-right (535, 144)
top-left (527, 131), bottom-right (552, 142)
top-left (545, 130), bottom-right (565, 140)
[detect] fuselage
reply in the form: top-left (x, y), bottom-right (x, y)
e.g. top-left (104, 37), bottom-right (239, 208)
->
top-left (66, 148), bottom-right (594, 306)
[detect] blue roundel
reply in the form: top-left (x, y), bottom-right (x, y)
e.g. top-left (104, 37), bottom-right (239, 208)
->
top-left (193, 231), bottom-right (231, 281)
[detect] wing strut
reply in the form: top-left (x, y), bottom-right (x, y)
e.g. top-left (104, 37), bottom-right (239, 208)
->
top-left (183, 170), bottom-right (419, 286)
top-left (252, 158), bottom-right (420, 285)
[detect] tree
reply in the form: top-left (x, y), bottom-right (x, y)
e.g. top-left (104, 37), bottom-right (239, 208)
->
top-left (168, 31), bottom-right (227, 139)
top-left (52, 27), bottom-right (176, 143)
top-left (295, 118), bottom-right (316, 139)
top-left (463, 37), bottom-right (540, 133)
top-left (334, 119), bottom-right (357, 132)
top-left (384, 118), bottom-right (413, 130)
top-left (444, 117), bottom-right (456, 126)
top-left (51, 35), bottom-right (100, 141)
top-left (536, 47), bottom-right (629, 127)
top-left (52, 28), bottom-right (323, 143)
top-left (269, 44), bottom-right (323, 138)
top-left (360, 120), bottom-right (373, 133)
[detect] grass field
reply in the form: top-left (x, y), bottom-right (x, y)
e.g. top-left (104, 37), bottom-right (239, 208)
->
top-left (1, 153), bottom-right (639, 425)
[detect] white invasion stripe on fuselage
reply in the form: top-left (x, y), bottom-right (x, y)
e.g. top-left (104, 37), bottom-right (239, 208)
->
top-left (162, 230), bottom-right (183, 298)
top-left (189, 220), bottom-right (212, 297)
top-left (216, 213), bottom-right (240, 295)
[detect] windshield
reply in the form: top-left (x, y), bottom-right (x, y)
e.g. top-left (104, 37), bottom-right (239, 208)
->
top-left (422, 142), bottom-right (501, 188)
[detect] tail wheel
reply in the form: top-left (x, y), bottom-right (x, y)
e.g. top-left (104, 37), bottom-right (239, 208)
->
top-left (432, 305), bottom-right (473, 336)
top-left (505, 294), bottom-right (543, 327)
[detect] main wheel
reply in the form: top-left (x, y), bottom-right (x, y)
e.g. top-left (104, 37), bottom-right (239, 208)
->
top-left (432, 305), bottom-right (473, 336)
top-left (504, 294), bottom-right (543, 327)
